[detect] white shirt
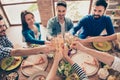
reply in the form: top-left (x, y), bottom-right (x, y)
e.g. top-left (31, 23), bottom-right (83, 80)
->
top-left (60, 22), bottom-right (65, 35)
top-left (111, 56), bottom-right (120, 72)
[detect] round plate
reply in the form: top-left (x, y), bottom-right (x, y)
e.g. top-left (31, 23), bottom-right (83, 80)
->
top-left (28, 71), bottom-right (47, 80)
top-left (1, 56), bottom-right (22, 71)
top-left (21, 54), bottom-right (48, 76)
top-left (71, 51), bottom-right (99, 76)
top-left (5, 71), bottom-right (19, 80)
top-left (93, 41), bottom-right (112, 51)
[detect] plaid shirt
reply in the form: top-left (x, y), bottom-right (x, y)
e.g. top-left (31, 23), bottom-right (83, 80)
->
top-left (0, 36), bottom-right (13, 60)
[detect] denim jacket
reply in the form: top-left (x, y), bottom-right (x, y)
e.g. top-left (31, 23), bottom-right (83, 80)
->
top-left (47, 16), bottom-right (73, 36)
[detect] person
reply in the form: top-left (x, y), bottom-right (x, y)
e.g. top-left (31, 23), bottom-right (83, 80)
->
top-left (21, 10), bottom-right (50, 45)
top-left (46, 45), bottom-right (88, 80)
top-left (72, 0), bottom-right (114, 39)
top-left (0, 14), bottom-right (54, 61)
top-left (47, 0), bottom-right (73, 37)
top-left (71, 41), bottom-right (120, 72)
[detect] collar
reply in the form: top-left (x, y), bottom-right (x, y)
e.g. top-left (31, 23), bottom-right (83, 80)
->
top-left (55, 16), bottom-right (66, 23)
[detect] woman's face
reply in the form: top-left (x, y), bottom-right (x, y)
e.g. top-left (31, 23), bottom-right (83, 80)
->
top-left (25, 14), bottom-right (35, 26)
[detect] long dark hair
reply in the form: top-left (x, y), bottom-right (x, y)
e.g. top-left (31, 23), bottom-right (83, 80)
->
top-left (21, 10), bottom-right (34, 31)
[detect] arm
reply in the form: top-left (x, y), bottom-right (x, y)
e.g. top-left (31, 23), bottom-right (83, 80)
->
top-left (80, 33), bottom-right (117, 43)
top-left (35, 23), bottom-right (40, 32)
top-left (105, 16), bottom-right (115, 35)
top-left (46, 51), bottom-right (63, 80)
top-left (10, 45), bottom-right (54, 56)
top-left (72, 20), bottom-right (82, 35)
top-left (22, 31), bottom-right (45, 45)
top-left (47, 19), bottom-right (53, 36)
top-left (66, 18), bottom-right (74, 34)
top-left (68, 19), bottom-right (73, 31)
top-left (0, 46), bottom-right (12, 60)
top-left (63, 46), bottom-right (88, 80)
top-left (71, 41), bottom-right (114, 66)
top-left (46, 59), bottom-right (59, 80)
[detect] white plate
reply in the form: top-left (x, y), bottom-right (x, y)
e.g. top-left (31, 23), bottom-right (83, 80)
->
top-left (93, 41), bottom-right (112, 51)
top-left (71, 51), bottom-right (99, 76)
top-left (21, 54), bottom-right (48, 76)
top-left (28, 71), bottom-right (48, 80)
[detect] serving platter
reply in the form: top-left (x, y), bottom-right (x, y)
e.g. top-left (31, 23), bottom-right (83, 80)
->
top-left (1, 56), bottom-right (22, 71)
top-left (21, 54), bottom-right (48, 76)
top-left (28, 71), bottom-right (48, 80)
top-left (93, 41), bottom-right (112, 51)
top-left (71, 51), bottom-right (99, 76)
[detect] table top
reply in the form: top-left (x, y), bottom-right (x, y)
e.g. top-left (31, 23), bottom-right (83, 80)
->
top-left (0, 42), bottom-right (120, 80)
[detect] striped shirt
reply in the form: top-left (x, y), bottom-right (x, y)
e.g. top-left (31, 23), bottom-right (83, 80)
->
top-left (72, 63), bottom-right (89, 80)
top-left (0, 36), bottom-right (13, 60)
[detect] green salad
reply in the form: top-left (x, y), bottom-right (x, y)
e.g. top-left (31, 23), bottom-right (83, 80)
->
top-left (57, 60), bottom-right (79, 80)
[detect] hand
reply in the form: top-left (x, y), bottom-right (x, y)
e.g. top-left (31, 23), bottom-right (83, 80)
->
top-left (74, 38), bottom-right (88, 46)
top-left (46, 35), bottom-right (53, 41)
top-left (45, 41), bottom-right (51, 45)
top-left (71, 41), bottom-right (85, 51)
top-left (54, 51), bottom-right (63, 62)
top-left (62, 44), bottom-right (69, 58)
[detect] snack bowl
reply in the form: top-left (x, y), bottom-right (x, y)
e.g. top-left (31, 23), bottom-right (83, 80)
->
top-left (1, 56), bottom-right (23, 71)
top-left (5, 71), bottom-right (19, 80)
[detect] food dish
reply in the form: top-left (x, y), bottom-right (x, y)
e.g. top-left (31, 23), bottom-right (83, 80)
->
top-left (71, 51), bottom-right (99, 76)
top-left (58, 60), bottom-right (72, 77)
top-left (28, 71), bottom-right (48, 80)
top-left (1, 56), bottom-right (22, 71)
top-left (66, 73), bottom-right (79, 80)
top-left (93, 41), bottom-right (112, 51)
top-left (6, 71), bottom-right (19, 80)
top-left (21, 54), bottom-right (48, 76)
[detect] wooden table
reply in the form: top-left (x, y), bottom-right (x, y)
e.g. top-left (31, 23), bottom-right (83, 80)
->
top-left (17, 43), bottom-right (100, 80)
top-left (1, 42), bottom-right (120, 80)
top-left (17, 57), bottom-right (99, 80)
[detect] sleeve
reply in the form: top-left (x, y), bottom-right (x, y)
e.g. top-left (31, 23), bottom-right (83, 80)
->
top-left (111, 57), bottom-right (120, 72)
top-left (0, 46), bottom-right (12, 60)
top-left (71, 63), bottom-right (88, 80)
top-left (72, 20), bottom-right (83, 35)
top-left (35, 23), bottom-right (40, 32)
top-left (72, 16), bottom-right (87, 36)
top-left (68, 19), bottom-right (74, 34)
top-left (22, 31), bottom-right (45, 45)
top-left (68, 19), bottom-right (74, 30)
top-left (106, 16), bottom-right (115, 35)
top-left (47, 19), bottom-right (53, 36)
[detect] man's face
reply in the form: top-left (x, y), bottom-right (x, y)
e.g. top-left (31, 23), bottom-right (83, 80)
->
top-left (92, 6), bottom-right (106, 19)
top-left (0, 20), bottom-right (7, 36)
top-left (56, 6), bottom-right (66, 20)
